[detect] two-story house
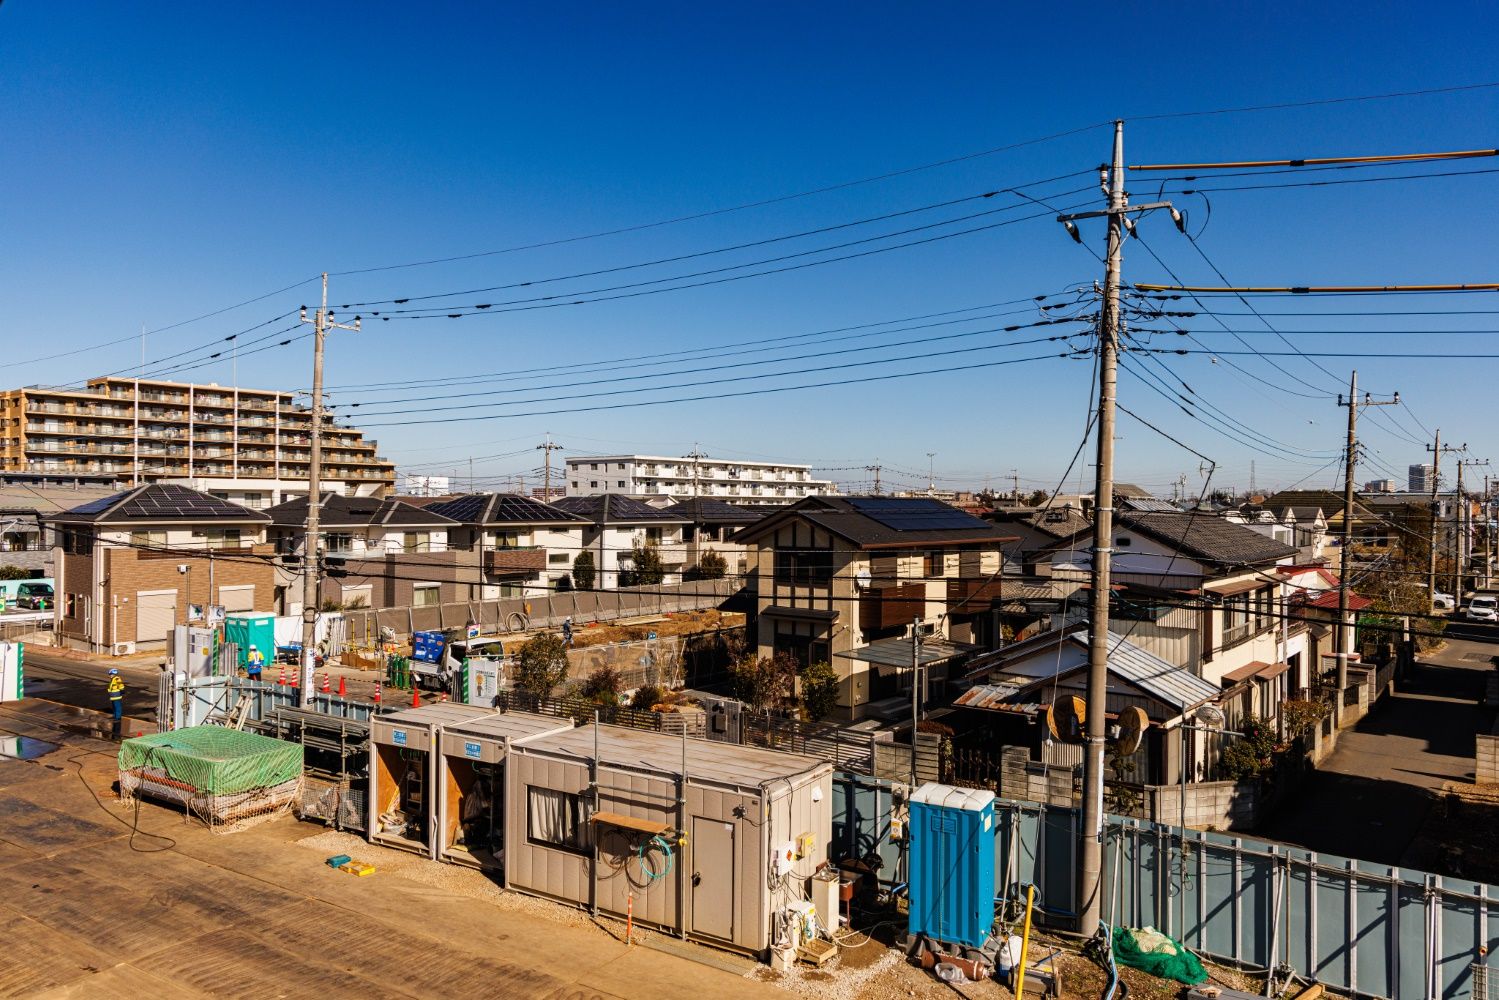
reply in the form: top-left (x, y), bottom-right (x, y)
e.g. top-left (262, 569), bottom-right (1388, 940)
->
top-left (1041, 511), bottom-right (1302, 690)
top-left (44, 483), bottom-right (276, 653)
top-left (659, 498), bottom-right (763, 578)
top-left (549, 494), bottom-right (690, 588)
top-left (732, 496), bottom-right (1017, 720)
top-left (265, 493), bottom-right (464, 612)
top-left (422, 493), bottom-right (587, 598)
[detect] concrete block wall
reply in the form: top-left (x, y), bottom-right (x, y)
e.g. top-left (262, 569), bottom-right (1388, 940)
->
top-left (1147, 780), bottom-right (1259, 831)
top-left (1477, 733), bottom-right (1499, 785)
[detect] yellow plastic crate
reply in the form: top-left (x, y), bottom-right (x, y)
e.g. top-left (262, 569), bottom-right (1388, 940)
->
top-left (339, 861), bottom-right (377, 877)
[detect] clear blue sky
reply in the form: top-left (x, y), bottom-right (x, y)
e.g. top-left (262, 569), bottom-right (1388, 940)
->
top-left (4, 3), bottom-right (1497, 497)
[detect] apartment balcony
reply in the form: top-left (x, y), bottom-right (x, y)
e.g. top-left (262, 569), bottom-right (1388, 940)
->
top-left (484, 547), bottom-right (547, 575)
top-left (1221, 620), bottom-right (1269, 649)
top-left (195, 396), bottom-right (233, 408)
top-left (859, 581), bottom-right (927, 631)
top-left (194, 413), bottom-right (231, 425)
top-left (945, 577), bottom-right (1009, 605)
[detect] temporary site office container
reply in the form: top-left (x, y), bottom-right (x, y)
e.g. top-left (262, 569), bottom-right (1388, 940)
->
top-left (368, 703), bottom-right (490, 857)
top-left (505, 722), bottom-right (834, 957)
top-left (435, 711), bottom-right (574, 877)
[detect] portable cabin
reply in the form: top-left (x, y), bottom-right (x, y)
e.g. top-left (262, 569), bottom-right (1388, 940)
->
top-left (435, 711), bottom-right (574, 876)
top-left (368, 703), bottom-right (491, 856)
top-left (505, 723), bottom-right (834, 957)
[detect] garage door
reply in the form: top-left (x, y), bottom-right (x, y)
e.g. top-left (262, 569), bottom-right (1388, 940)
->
top-left (218, 585), bottom-right (255, 613)
top-left (136, 590), bottom-right (176, 644)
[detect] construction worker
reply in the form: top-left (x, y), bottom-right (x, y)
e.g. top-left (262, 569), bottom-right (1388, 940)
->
top-left (246, 643), bottom-right (265, 682)
top-left (106, 668), bottom-right (124, 739)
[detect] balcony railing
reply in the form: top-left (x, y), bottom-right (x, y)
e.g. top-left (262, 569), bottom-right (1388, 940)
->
top-left (859, 581), bottom-right (927, 631)
top-left (484, 547), bottom-right (547, 574)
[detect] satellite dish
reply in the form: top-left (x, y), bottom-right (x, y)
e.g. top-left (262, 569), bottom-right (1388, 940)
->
top-left (1114, 705), bottom-right (1149, 756)
top-left (1046, 695), bottom-right (1086, 744)
top-left (1193, 703), bottom-right (1226, 730)
top-left (854, 569), bottom-right (872, 590)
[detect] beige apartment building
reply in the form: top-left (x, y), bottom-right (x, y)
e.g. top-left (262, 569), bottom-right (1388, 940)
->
top-left (0, 377), bottom-right (395, 506)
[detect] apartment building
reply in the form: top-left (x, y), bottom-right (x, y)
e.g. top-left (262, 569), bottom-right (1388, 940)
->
top-left (0, 377), bottom-right (395, 507)
top-left (564, 454), bottom-right (835, 507)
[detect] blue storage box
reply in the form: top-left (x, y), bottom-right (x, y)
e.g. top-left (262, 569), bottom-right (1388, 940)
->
top-left (412, 630), bottom-right (446, 665)
top-left (908, 783), bottom-right (996, 949)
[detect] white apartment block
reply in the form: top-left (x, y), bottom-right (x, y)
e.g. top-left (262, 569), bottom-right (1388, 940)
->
top-left (564, 454), bottom-right (835, 506)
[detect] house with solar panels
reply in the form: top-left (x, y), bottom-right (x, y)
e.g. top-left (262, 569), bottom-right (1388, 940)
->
top-left (264, 493), bottom-right (464, 613)
top-left (42, 484), bottom-right (275, 654)
top-left (731, 496), bottom-right (1018, 721)
top-left (548, 495), bottom-right (692, 590)
top-left (421, 493), bottom-right (588, 599)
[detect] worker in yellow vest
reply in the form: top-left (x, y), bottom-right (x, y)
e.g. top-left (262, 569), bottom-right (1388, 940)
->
top-left (106, 668), bottom-right (125, 740)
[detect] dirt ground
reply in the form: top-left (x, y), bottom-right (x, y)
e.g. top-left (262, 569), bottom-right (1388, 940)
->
top-left (567, 608), bottom-right (744, 649)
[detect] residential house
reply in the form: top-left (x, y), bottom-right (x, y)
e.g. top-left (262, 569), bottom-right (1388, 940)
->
top-left (548, 494), bottom-right (691, 589)
top-left (1041, 511), bottom-right (1302, 692)
top-left (44, 483), bottom-right (276, 653)
top-left (731, 496), bottom-right (1017, 720)
top-left (0, 481), bottom-right (121, 577)
top-left (422, 493), bottom-right (587, 599)
top-left (985, 504), bottom-right (1091, 574)
top-left (659, 498), bottom-right (763, 578)
top-left (955, 622), bottom-right (1223, 785)
top-left (265, 493), bottom-right (463, 613)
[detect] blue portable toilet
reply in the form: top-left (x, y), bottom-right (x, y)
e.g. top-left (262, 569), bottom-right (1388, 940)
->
top-left (908, 783), bottom-right (996, 949)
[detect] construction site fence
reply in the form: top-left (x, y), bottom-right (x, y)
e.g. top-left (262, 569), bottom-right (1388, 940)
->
top-left (338, 576), bottom-right (743, 648)
top-left (160, 674), bottom-right (378, 731)
top-left (831, 774), bottom-right (1499, 1000)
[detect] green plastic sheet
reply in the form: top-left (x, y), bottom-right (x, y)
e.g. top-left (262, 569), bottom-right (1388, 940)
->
top-left (118, 726), bottom-right (302, 796)
top-left (1112, 925), bottom-right (1208, 985)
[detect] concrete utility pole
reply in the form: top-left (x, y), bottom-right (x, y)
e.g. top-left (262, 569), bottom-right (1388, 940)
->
top-left (1334, 373), bottom-right (1398, 718)
top-left (1055, 121), bottom-right (1180, 933)
top-left (297, 274), bottom-right (360, 705)
top-left (1456, 457), bottom-right (1489, 598)
top-left (685, 444), bottom-right (707, 499)
top-left (926, 452), bottom-right (937, 496)
top-left (865, 463), bottom-right (883, 496)
top-left (1427, 432), bottom-right (1461, 612)
top-left (537, 433), bottom-right (563, 498)
top-left (1011, 469), bottom-right (1021, 501)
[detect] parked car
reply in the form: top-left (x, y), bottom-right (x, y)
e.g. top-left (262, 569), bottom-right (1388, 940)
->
top-left (1466, 596), bottom-right (1499, 622)
top-left (1432, 590), bottom-right (1456, 612)
top-left (15, 581), bottom-right (53, 610)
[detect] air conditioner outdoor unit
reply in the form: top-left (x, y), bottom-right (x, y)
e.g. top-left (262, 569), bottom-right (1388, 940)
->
top-left (112, 641), bottom-right (136, 656)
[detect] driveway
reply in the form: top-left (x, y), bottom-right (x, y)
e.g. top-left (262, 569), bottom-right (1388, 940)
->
top-left (1258, 639), bottom-right (1493, 866)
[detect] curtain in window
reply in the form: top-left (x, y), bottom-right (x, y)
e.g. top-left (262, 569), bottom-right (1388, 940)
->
top-left (527, 787), bottom-right (586, 850)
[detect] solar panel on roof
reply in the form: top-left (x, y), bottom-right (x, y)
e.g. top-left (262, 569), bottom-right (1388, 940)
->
top-left (847, 497), bottom-right (982, 532)
top-left (69, 493), bottom-right (129, 515)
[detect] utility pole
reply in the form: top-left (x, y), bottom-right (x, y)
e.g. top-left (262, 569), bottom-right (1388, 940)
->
top-left (1427, 432), bottom-right (1461, 612)
top-left (297, 274), bottom-right (359, 706)
top-left (926, 452), bottom-right (936, 496)
top-left (1011, 469), bottom-right (1021, 501)
top-left (1456, 457), bottom-right (1489, 598)
top-left (1334, 373), bottom-right (1399, 718)
top-left (1055, 121), bottom-right (1180, 932)
top-left (685, 444), bottom-right (707, 499)
top-left (865, 462), bottom-right (883, 496)
top-left (537, 433), bottom-right (563, 499)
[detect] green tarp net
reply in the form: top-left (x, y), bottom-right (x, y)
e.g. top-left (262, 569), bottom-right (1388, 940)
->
top-left (118, 726), bottom-right (303, 796)
top-left (1112, 925), bottom-right (1208, 985)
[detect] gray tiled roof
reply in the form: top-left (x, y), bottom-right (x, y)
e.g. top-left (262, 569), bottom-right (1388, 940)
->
top-left (735, 496), bottom-right (1015, 548)
top-left (1117, 511), bottom-right (1297, 566)
top-left (660, 498), bottom-right (764, 524)
top-left (424, 493), bottom-right (586, 526)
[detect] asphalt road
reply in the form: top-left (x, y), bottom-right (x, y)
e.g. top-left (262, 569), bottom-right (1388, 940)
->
top-left (19, 647), bottom-right (162, 723)
top-left (1260, 637), bottom-right (1495, 867)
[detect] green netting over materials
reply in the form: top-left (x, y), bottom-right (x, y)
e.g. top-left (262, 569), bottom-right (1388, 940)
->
top-left (1112, 925), bottom-right (1208, 985)
top-left (118, 727), bottom-right (303, 796)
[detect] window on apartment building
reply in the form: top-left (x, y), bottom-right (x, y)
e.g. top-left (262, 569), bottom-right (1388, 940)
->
top-left (527, 787), bottom-right (588, 853)
top-left (617, 481), bottom-right (625, 488)
top-left (589, 481), bottom-right (598, 489)
top-left (130, 530), bottom-right (168, 550)
top-left (616, 463), bottom-right (625, 470)
top-left (548, 552), bottom-right (570, 565)
top-left (412, 584), bottom-right (441, 608)
top-left (571, 481), bottom-right (579, 489)
top-left (590, 463), bottom-right (599, 471)
top-left (774, 547), bottom-right (833, 586)
top-left (402, 532), bottom-right (431, 553)
top-left (323, 533), bottom-right (354, 554)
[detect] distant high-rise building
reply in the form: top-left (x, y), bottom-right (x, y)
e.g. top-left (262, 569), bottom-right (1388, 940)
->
top-left (1364, 479), bottom-right (1396, 493)
top-left (1409, 464), bottom-right (1435, 493)
top-left (0, 377), bottom-right (395, 508)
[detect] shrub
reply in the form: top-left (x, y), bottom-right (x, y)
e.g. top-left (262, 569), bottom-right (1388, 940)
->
top-left (731, 651), bottom-right (799, 712)
top-left (799, 661), bottom-right (839, 721)
top-left (629, 684), bottom-right (665, 711)
top-left (579, 666), bottom-right (622, 706)
top-left (572, 552), bottom-right (595, 591)
top-left (514, 633), bottom-right (569, 698)
top-left (694, 549), bottom-right (727, 580)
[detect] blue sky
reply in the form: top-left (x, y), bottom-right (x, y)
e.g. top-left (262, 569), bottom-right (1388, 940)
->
top-left (3, 3), bottom-right (1497, 497)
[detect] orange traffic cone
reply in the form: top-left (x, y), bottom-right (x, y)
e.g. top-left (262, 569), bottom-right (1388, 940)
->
top-left (373, 680), bottom-right (382, 704)
top-left (337, 676), bottom-right (346, 698)
top-left (411, 686), bottom-right (422, 708)
top-left (277, 666), bottom-right (286, 686)
top-left (321, 672), bottom-right (331, 694)
top-left (439, 690), bottom-right (448, 703)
